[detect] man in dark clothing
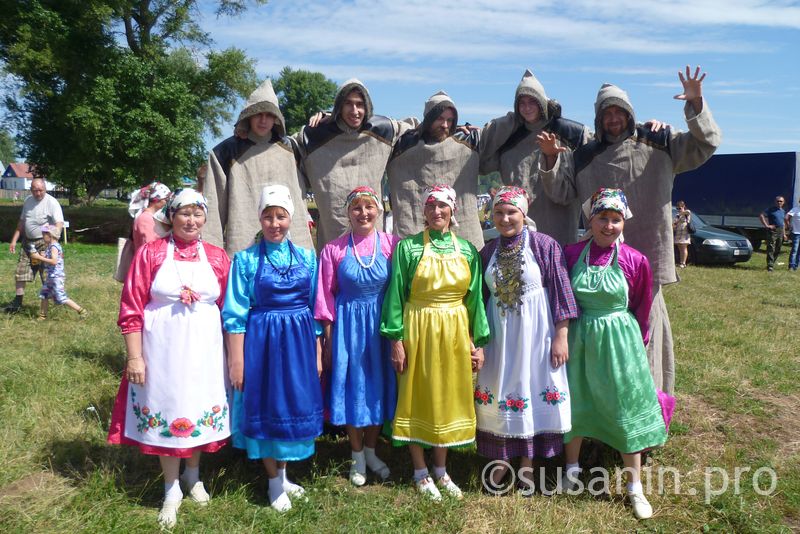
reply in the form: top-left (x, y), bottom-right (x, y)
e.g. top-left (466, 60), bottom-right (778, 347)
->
top-left (759, 196), bottom-right (787, 271)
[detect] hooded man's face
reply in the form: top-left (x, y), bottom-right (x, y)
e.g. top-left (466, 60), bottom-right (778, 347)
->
top-left (517, 95), bottom-right (541, 123)
top-left (429, 107), bottom-right (455, 142)
top-left (249, 113), bottom-right (276, 137)
top-left (601, 105), bottom-right (630, 138)
top-left (341, 90), bottom-right (366, 129)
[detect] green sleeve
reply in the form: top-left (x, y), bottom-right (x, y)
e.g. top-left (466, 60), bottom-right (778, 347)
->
top-left (380, 238), bottom-right (417, 340)
top-left (462, 240), bottom-right (491, 347)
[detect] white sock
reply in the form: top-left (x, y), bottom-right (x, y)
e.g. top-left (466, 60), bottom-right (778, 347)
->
top-left (627, 481), bottom-right (643, 494)
top-left (181, 466), bottom-right (200, 485)
top-left (268, 476), bottom-right (286, 503)
top-left (351, 449), bottom-right (366, 473)
top-left (164, 479), bottom-right (183, 503)
top-left (432, 466), bottom-right (447, 480)
top-left (278, 467), bottom-right (303, 493)
top-left (413, 468), bottom-right (429, 482)
top-left (565, 462), bottom-right (582, 477)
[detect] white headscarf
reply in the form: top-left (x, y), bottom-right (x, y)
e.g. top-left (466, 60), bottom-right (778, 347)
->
top-left (166, 188), bottom-right (207, 223)
top-left (259, 184), bottom-right (295, 217)
top-left (127, 181), bottom-right (171, 218)
top-left (423, 184), bottom-right (459, 227)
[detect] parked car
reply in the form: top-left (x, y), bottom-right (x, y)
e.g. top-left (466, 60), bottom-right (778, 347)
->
top-left (673, 208), bottom-right (752, 265)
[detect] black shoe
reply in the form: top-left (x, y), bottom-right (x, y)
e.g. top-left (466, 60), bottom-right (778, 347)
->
top-left (4, 296), bottom-right (22, 313)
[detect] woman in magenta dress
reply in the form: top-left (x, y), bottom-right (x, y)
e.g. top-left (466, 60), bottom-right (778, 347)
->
top-left (315, 186), bottom-right (399, 486)
top-left (128, 181), bottom-right (171, 250)
top-left (108, 189), bottom-right (231, 529)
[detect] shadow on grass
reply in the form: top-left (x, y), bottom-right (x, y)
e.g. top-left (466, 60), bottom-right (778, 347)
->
top-left (64, 345), bottom-right (124, 374)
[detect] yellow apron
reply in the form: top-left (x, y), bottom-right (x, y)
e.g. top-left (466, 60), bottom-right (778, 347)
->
top-left (392, 230), bottom-right (476, 447)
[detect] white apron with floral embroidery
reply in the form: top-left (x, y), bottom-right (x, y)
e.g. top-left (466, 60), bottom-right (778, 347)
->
top-left (475, 234), bottom-right (571, 437)
top-left (124, 240), bottom-right (230, 448)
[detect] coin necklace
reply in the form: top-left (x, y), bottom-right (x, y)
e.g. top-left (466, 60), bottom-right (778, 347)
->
top-left (493, 226), bottom-right (527, 316)
top-left (350, 231), bottom-right (378, 269)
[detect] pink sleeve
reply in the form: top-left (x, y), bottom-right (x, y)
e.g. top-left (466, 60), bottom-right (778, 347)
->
top-left (132, 212), bottom-right (158, 251)
top-left (205, 244), bottom-right (231, 310)
top-left (382, 232), bottom-right (400, 259)
top-left (118, 240), bottom-right (163, 334)
top-left (314, 240), bottom-right (343, 322)
top-left (619, 244), bottom-right (653, 345)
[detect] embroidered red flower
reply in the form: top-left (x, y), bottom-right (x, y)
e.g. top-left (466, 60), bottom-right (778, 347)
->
top-left (506, 399), bottom-right (514, 407)
top-left (481, 393), bottom-right (489, 402)
top-left (148, 417), bottom-right (159, 428)
top-left (474, 390), bottom-right (481, 399)
top-left (142, 406), bottom-right (150, 415)
top-left (169, 417), bottom-right (196, 437)
top-left (212, 405), bottom-right (221, 413)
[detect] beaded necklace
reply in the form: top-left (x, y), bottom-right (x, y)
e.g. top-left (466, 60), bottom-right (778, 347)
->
top-left (350, 232), bottom-right (378, 269)
top-left (428, 230), bottom-right (454, 251)
top-left (265, 240), bottom-right (293, 277)
top-left (584, 240), bottom-right (615, 291)
top-left (493, 226), bottom-right (527, 316)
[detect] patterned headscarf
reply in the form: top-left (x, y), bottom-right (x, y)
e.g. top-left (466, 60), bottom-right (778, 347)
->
top-left (127, 181), bottom-right (172, 218)
top-left (423, 184), bottom-right (458, 227)
top-left (166, 188), bottom-right (207, 222)
top-left (491, 186), bottom-right (537, 230)
top-left (346, 186), bottom-right (383, 213)
top-left (258, 184), bottom-right (294, 217)
top-left (582, 188), bottom-right (633, 221)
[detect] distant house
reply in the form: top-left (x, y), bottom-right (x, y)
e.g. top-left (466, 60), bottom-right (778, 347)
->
top-left (1, 162), bottom-right (55, 191)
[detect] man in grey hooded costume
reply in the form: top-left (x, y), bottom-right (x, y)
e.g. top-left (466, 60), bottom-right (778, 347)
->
top-left (480, 70), bottom-right (591, 245)
top-left (539, 67), bottom-right (722, 395)
top-left (292, 79), bottom-right (417, 248)
top-left (386, 91), bottom-right (484, 249)
top-left (205, 80), bottom-right (313, 255)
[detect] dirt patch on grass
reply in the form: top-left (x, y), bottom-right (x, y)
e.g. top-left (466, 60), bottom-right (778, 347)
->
top-left (0, 471), bottom-right (75, 508)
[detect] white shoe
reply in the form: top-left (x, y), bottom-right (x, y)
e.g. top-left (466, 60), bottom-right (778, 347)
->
top-left (180, 479), bottom-right (210, 505)
top-left (628, 491), bottom-right (653, 519)
top-left (157, 499), bottom-right (181, 529)
top-left (270, 491), bottom-right (292, 513)
top-left (349, 464), bottom-right (367, 487)
top-left (435, 474), bottom-right (463, 500)
top-left (283, 480), bottom-right (306, 500)
top-left (366, 457), bottom-right (391, 481)
top-left (416, 476), bottom-right (442, 501)
top-left (559, 470), bottom-right (581, 493)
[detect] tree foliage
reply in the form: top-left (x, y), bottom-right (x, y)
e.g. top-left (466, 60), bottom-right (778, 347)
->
top-left (273, 67), bottom-right (338, 135)
top-left (0, 0), bottom-right (264, 202)
top-left (0, 130), bottom-right (16, 164)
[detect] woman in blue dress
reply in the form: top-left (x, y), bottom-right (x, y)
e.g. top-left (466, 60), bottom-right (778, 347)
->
top-left (223, 184), bottom-right (323, 512)
top-left (315, 186), bottom-right (399, 486)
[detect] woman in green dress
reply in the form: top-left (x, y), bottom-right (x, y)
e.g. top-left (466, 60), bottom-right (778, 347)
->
top-left (561, 188), bottom-right (667, 520)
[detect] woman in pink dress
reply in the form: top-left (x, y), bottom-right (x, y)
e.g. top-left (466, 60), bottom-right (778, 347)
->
top-left (128, 181), bottom-right (171, 250)
top-left (108, 188), bottom-right (231, 528)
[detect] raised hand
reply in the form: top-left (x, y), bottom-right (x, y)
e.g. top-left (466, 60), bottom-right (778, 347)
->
top-left (536, 132), bottom-right (567, 157)
top-left (675, 65), bottom-right (706, 106)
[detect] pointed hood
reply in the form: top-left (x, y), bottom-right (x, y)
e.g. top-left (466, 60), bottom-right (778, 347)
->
top-left (420, 90), bottom-right (458, 138)
top-left (593, 83), bottom-right (636, 141)
top-left (332, 78), bottom-right (374, 131)
top-left (236, 79), bottom-right (286, 137)
top-left (515, 69), bottom-right (550, 124)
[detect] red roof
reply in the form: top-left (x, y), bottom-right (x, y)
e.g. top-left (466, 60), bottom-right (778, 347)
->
top-left (5, 162), bottom-right (34, 179)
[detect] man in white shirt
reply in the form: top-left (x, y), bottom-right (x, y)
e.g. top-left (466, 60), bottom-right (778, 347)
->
top-left (785, 197), bottom-right (800, 271)
top-left (5, 178), bottom-right (64, 313)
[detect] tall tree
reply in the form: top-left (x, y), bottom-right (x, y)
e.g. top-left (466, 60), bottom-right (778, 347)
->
top-left (273, 67), bottom-right (338, 135)
top-left (0, 130), bottom-right (16, 163)
top-left (0, 0), bottom-right (264, 202)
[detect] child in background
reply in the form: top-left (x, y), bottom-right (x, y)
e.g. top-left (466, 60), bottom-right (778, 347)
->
top-left (31, 224), bottom-right (87, 320)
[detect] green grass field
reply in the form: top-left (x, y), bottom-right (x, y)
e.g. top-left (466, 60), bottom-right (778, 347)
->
top-left (0, 243), bottom-right (797, 533)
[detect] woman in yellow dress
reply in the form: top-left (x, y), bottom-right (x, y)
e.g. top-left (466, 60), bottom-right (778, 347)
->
top-left (381, 184), bottom-right (490, 501)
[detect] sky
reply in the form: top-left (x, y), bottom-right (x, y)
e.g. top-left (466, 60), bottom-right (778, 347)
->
top-left (198, 0), bottom-right (800, 155)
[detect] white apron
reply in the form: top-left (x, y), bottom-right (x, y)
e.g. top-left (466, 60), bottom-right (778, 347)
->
top-left (124, 239), bottom-right (230, 448)
top-left (475, 233), bottom-right (571, 437)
